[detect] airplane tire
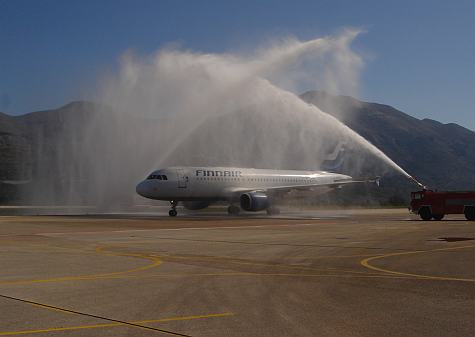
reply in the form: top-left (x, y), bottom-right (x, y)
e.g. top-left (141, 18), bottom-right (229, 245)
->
top-left (419, 207), bottom-right (432, 221)
top-left (169, 209), bottom-right (177, 217)
top-left (266, 206), bottom-right (280, 216)
top-left (432, 214), bottom-right (444, 221)
top-left (227, 205), bottom-right (240, 215)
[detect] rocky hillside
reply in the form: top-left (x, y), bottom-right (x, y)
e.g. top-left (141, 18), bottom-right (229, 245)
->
top-left (300, 91), bottom-right (475, 191)
top-left (1, 92), bottom-right (474, 206)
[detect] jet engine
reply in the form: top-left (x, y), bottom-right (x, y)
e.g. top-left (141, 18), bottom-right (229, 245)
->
top-left (240, 192), bottom-right (269, 211)
top-left (183, 201), bottom-right (211, 210)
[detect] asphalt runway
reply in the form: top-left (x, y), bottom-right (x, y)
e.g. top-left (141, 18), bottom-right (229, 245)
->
top-left (0, 209), bottom-right (474, 337)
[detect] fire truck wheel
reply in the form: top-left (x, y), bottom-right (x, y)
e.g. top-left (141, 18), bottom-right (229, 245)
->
top-left (465, 207), bottom-right (475, 221)
top-left (419, 207), bottom-right (432, 221)
top-left (432, 214), bottom-right (444, 221)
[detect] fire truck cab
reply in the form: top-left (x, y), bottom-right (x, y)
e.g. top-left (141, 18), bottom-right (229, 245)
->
top-left (410, 190), bottom-right (475, 221)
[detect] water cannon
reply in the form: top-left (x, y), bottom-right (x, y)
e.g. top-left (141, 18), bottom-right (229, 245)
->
top-left (409, 175), bottom-right (427, 190)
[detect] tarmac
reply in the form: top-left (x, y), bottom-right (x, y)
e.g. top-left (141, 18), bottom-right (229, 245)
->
top-left (0, 208), bottom-right (474, 336)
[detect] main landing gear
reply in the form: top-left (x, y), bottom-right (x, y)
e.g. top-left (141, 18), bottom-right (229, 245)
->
top-left (266, 206), bottom-right (280, 216)
top-left (227, 205), bottom-right (240, 215)
top-left (169, 200), bottom-right (178, 217)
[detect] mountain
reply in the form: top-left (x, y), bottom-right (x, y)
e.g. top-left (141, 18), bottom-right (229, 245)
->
top-left (1, 93), bottom-right (474, 206)
top-left (0, 102), bottom-right (97, 203)
top-left (300, 91), bottom-right (475, 192)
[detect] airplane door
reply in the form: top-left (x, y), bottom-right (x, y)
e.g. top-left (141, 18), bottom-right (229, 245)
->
top-left (176, 169), bottom-right (188, 188)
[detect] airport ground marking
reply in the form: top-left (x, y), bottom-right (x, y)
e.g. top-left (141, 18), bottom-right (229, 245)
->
top-left (0, 293), bottom-right (231, 336)
top-left (136, 235), bottom-right (405, 251)
top-left (281, 253), bottom-right (380, 259)
top-left (125, 271), bottom-right (417, 280)
top-left (34, 220), bottom-right (329, 236)
top-left (0, 246), bottom-right (162, 285)
top-left (360, 244), bottom-right (475, 282)
top-left (0, 312), bottom-right (233, 336)
top-left (28, 302), bottom-right (75, 315)
top-left (157, 253), bottom-right (384, 276)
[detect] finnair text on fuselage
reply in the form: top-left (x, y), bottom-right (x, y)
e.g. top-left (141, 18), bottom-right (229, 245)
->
top-left (195, 169), bottom-right (242, 177)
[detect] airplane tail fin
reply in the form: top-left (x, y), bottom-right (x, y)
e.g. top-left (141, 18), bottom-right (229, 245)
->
top-left (321, 141), bottom-right (346, 171)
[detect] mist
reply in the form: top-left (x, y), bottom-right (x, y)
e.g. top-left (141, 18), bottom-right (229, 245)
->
top-left (66, 29), bottom-right (411, 207)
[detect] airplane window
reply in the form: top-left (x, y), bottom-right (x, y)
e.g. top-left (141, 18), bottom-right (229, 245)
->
top-left (162, 175), bottom-right (167, 180)
top-left (147, 174), bottom-right (163, 180)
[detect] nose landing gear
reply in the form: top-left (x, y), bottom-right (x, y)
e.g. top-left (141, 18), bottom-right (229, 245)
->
top-left (169, 200), bottom-right (178, 217)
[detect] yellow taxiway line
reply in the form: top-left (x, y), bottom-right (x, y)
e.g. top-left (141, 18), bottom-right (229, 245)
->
top-left (0, 312), bottom-right (234, 336)
top-left (360, 244), bottom-right (475, 282)
top-left (0, 246), bottom-right (162, 285)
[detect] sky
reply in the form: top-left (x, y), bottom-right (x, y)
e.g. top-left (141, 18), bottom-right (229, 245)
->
top-left (1, 0), bottom-right (474, 130)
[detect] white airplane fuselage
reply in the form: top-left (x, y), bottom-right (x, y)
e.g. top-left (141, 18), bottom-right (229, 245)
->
top-left (136, 166), bottom-right (352, 202)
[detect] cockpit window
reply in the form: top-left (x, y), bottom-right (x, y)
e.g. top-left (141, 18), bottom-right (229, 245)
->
top-left (161, 175), bottom-right (167, 180)
top-left (147, 174), bottom-right (162, 180)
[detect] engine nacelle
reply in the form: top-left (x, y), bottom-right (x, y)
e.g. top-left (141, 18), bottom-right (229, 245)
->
top-left (183, 201), bottom-right (211, 210)
top-left (240, 192), bottom-right (269, 212)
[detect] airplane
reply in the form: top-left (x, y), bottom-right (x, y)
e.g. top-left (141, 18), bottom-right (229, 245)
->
top-left (135, 166), bottom-right (378, 216)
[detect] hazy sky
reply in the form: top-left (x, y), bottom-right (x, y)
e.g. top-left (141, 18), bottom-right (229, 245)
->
top-left (1, 0), bottom-right (474, 130)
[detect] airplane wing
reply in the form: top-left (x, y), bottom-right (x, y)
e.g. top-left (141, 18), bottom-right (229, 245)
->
top-left (226, 177), bottom-right (380, 195)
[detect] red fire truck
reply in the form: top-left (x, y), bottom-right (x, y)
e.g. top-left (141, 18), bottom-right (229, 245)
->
top-left (410, 190), bottom-right (475, 221)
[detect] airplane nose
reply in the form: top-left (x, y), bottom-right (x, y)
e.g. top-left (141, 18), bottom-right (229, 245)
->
top-left (136, 181), bottom-right (151, 197)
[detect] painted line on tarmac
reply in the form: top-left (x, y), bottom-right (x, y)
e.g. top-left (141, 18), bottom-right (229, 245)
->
top-left (114, 271), bottom-right (417, 281)
top-left (133, 236), bottom-right (401, 251)
top-left (28, 302), bottom-right (75, 315)
top-left (157, 254), bottom-right (382, 276)
top-left (37, 222), bottom-right (327, 236)
top-left (0, 294), bottom-right (229, 336)
top-left (0, 246), bottom-right (162, 285)
top-left (360, 244), bottom-right (475, 282)
top-left (0, 312), bottom-right (233, 336)
top-left (259, 253), bottom-right (378, 259)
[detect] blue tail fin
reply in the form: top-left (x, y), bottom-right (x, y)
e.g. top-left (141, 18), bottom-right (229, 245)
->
top-left (321, 142), bottom-right (346, 171)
